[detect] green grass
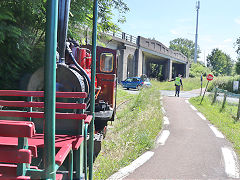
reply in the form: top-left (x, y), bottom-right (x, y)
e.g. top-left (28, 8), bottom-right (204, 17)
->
top-left (93, 84), bottom-right (163, 179)
top-left (154, 77), bottom-right (207, 91)
top-left (116, 86), bottom-right (135, 105)
top-left (190, 96), bottom-right (240, 157)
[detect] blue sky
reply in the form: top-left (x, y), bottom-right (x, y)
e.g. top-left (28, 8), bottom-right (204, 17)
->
top-left (114, 0), bottom-right (240, 63)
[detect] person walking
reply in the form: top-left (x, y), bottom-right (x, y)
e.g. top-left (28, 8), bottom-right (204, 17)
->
top-left (169, 74), bottom-right (183, 97)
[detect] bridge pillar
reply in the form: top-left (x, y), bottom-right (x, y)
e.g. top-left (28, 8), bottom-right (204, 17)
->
top-left (117, 47), bottom-right (137, 82)
top-left (117, 49), bottom-right (128, 82)
top-left (164, 59), bottom-right (172, 80)
top-left (136, 49), bottom-right (143, 77)
top-left (184, 63), bottom-right (190, 78)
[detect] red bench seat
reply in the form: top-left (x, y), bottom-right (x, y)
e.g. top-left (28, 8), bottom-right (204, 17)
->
top-left (0, 134), bottom-right (83, 156)
top-left (0, 164), bottom-right (63, 180)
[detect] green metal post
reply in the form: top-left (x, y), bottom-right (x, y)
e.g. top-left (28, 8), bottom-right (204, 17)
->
top-left (44, 0), bottom-right (58, 179)
top-left (84, 124), bottom-right (88, 180)
top-left (76, 99), bottom-right (84, 179)
top-left (27, 96), bottom-right (33, 121)
top-left (68, 150), bottom-right (73, 180)
top-left (89, 0), bottom-right (98, 179)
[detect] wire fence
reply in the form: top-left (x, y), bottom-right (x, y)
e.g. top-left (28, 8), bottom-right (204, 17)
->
top-left (210, 87), bottom-right (240, 120)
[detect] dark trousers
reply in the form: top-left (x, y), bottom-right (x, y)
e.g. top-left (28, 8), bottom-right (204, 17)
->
top-left (175, 85), bottom-right (180, 97)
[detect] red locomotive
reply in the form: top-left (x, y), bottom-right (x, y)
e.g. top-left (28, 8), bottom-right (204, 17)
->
top-left (27, 42), bottom-right (117, 158)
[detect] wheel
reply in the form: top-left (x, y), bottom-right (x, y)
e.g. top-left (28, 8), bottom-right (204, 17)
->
top-left (127, 88), bottom-right (129, 90)
top-left (94, 140), bottom-right (102, 161)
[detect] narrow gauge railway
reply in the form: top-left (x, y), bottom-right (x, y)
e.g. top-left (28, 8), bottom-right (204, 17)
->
top-left (0, 0), bottom-right (117, 179)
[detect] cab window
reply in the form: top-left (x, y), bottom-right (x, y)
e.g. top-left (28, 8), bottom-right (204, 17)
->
top-left (125, 78), bottom-right (133, 82)
top-left (133, 78), bottom-right (139, 82)
top-left (100, 53), bottom-right (113, 72)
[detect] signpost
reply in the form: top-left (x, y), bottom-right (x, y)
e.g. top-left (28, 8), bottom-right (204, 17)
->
top-left (200, 74), bottom-right (214, 104)
top-left (200, 74), bottom-right (203, 96)
top-left (206, 74), bottom-right (213, 81)
top-left (233, 81), bottom-right (239, 92)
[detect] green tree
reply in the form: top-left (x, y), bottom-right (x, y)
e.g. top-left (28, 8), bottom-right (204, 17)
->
top-left (235, 37), bottom-right (240, 74)
top-left (149, 63), bottom-right (163, 81)
top-left (169, 38), bottom-right (201, 61)
top-left (207, 48), bottom-right (233, 76)
top-left (0, 0), bottom-right (129, 89)
top-left (189, 62), bottom-right (212, 78)
top-left (235, 37), bottom-right (240, 55)
top-left (235, 58), bottom-right (240, 75)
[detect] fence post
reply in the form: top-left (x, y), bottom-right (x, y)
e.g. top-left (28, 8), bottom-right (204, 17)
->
top-left (212, 88), bottom-right (218, 105)
top-left (237, 97), bottom-right (240, 120)
top-left (221, 91), bottom-right (227, 110)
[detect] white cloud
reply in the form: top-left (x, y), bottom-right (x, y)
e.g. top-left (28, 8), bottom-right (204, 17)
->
top-left (223, 38), bottom-right (233, 43)
top-left (170, 29), bottom-right (179, 35)
top-left (234, 18), bottom-right (240, 24)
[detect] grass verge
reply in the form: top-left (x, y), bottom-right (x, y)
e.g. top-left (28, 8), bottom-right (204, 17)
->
top-left (93, 85), bottom-right (163, 179)
top-left (190, 95), bottom-right (240, 157)
top-left (155, 77), bottom-right (207, 91)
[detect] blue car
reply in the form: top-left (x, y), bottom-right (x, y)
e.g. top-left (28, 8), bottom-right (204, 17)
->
top-left (121, 77), bottom-right (144, 90)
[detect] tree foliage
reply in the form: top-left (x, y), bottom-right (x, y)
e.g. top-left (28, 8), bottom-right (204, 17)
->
top-left (0, 0), bottom-right (129, 89)
top-left (235, 37), bottom-right (240, 75)
top-left (235, 58), bottom-right (240, 75)
top-left (169, 38), bottom-right (201, 61)
top-left (207, 48), bottom-right (233, 76)
top-left (235, 37), bottom-right (240, 55)
top-left (189, 62), bottom-right (212, 78)
top-left (149, 63), bottom-right (163, 81)
top-left (0, 1), bottom-right (46, 89)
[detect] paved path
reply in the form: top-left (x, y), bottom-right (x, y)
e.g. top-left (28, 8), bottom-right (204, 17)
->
top-left (109, 89), bottom-right (240, 179)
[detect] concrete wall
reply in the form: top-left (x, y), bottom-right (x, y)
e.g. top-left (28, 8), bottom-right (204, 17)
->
top-left (104, 34), bottom-right (190, 82)
top-left (117, 46), bottom-right (137, 82)
top-left (137, 36), bottom-right (188, 63)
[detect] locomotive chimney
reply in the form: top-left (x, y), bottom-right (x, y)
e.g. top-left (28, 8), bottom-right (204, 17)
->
top-left (58, 0), bottom-right (71, 63)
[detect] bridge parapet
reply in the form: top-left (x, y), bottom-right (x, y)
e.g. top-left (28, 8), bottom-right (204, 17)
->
top-left (138, 36), bottom-right (188, 62)
top-left (106, 31), bottom-right (188, 63)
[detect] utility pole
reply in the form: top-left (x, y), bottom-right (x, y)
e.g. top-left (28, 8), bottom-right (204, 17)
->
top-left (194, 0), bottom-right (200, 63)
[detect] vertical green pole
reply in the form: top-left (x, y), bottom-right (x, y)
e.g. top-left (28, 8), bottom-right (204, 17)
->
top-left (27, 96), bottom-right (33, 121)
top-left (44, 0), bottom-right (58, 179)
top-left (68, 150), bottom-right (73, 180)
top-left (89, 0), bottom-right (98, 179)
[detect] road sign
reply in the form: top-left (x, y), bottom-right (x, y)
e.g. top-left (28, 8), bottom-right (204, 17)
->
top-left (206, 74), bottom-right (214, 81)
top-left (201, 74), bottom-right (214, 104)
top-left (233, 81), bottom-right (239, 92)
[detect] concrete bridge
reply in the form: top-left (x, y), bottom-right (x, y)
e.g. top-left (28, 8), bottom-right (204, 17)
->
top-left (103, 31), bottom-right (190, 82)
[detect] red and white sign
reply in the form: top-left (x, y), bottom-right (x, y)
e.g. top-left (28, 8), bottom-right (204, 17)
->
top-left (206, 74), bottom-right (214, 81)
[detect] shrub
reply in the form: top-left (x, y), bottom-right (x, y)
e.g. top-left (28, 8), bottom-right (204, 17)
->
top-left (207, 76), bottom-right (240, 93)
top-left (189, 62), bottom-right (212, 78)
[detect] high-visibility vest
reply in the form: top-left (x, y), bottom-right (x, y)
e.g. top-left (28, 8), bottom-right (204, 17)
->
top-left (175, 77), bottom-right (181, 86)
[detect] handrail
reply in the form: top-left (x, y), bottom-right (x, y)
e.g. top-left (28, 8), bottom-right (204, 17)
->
top-left (106, 31), bottom-right (137, 44)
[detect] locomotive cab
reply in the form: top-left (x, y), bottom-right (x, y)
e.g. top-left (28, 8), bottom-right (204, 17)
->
top-left (67, 44), bottom-right (117, 131)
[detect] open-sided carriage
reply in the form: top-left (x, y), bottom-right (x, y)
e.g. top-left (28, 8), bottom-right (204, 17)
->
top-left (0, 0), bottom-right (117, 179)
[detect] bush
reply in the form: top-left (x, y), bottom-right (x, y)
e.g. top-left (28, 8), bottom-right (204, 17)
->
top-left (207, 76), bottom-right (240, 93)
top-left (189, 62), bottom-right (212, 78)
